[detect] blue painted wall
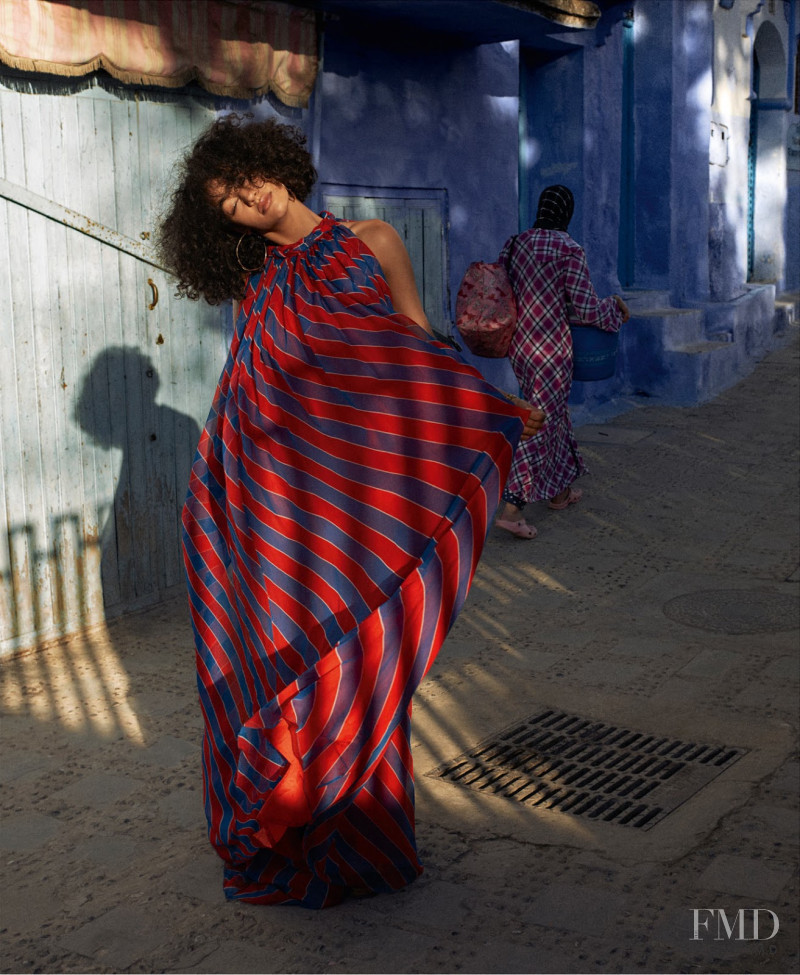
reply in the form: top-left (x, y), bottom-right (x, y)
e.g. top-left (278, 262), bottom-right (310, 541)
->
top-left (245, 0), bottom-right (796, 410)
top-left (630, 0), bottom-right (673, 292)
top-left (522, 33), bottom-right (625, 299)
top-left (314, 23), bottom-right (520, 315)
top-left (788, 113), bottom-right (800, 289)
top-left (580, 25), bottom-right (625, 299)
top-left (784, 7), bottom-right (799, 293)
top-left (307, 21), bottom-right (524, 388)
top-left (520, 48), bottom-right (585, 235)
top-left (668, 0), bottom-right (713, 305)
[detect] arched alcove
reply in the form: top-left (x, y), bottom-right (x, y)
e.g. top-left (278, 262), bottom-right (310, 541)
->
top-left (748, 20), bottom-right (787, 284)
top-left (753, 20), bottom-right (786, 101)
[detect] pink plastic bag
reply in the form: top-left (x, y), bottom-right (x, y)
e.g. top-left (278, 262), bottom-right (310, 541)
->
top-left (455, 257), bottom-right (517, 358)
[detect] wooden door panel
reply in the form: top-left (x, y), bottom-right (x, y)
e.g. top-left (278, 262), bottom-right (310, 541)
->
top-left (0, 84), bottom-right (223, 655)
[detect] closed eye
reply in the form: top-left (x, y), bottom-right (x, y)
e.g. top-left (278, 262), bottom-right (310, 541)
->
top-left (217, 195), bottom-right (237, 218)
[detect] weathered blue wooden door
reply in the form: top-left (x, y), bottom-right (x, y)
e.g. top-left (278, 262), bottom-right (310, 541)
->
top-left (0, 84), bottom-right (226, 656)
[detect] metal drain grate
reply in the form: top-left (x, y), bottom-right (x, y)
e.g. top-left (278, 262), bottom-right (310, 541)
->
top-left (432, 709), bottom-right (746, 829)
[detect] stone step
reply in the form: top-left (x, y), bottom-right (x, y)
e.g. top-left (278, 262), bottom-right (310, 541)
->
top-left (570, 282), bottom-right (791, 414)
top-left (619, 316), bottom-right (745, 405)
top-left (625, 307), bottom-right (706, 351)
top-left (774, 290), bottom-right (800, 329)
top-left (660, 341), bottom-right (742, 404)
top-left (674, 340), bottom-right (734, 354)
top-left (621, 289), bottom-right (672, 312)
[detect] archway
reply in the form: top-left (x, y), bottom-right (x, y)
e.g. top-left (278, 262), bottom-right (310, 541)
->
top-left (748, 20), bottom-right (787, 283)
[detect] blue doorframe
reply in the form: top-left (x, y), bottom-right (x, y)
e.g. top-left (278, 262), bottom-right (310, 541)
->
top-left (618, 12), bottom-right (635, 287)
top-left (747, 51), bottom-right (760, 280)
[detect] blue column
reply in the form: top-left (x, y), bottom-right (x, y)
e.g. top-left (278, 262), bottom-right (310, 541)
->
top-left (618, 12), bottom-right (635, 287)
top-left (669, 0), bottom-right (712, 303)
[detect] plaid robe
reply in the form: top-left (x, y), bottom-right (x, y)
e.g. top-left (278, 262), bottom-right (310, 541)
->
top-left (500, 229), bottom-right (623, 504)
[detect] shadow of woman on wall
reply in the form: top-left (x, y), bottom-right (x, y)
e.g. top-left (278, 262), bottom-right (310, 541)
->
top-left (74, 345), bottom-right (201, 616)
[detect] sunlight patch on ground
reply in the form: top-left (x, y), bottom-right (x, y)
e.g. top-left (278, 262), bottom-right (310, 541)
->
top-left (0, 626), bottom-right (145, 744)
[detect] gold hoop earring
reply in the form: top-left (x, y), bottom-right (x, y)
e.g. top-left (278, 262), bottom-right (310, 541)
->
top-left (236, 233), bottom-right (268, 272)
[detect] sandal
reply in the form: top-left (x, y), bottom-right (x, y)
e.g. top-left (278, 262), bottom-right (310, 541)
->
top-left (547, 487), bottom-right (583, 510)
top-left (496, 518), bottom-right (538, 539)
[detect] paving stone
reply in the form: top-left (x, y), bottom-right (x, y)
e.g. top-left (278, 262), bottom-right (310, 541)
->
top-left (58, 905), bottom-right (170, 969)
top-left (749, 803), bottom-right (800, 842)
top-left (569, 657), bottom-right (650, 687)
top-left (651, 906), bottom-right (773, 960)
top-left (73, 832), bottom-right (148, 866)
top-left (0, 750), bottom-right (58, 784)
top-left (578, 425), bottom-right (655, 445)
top-left (451, 941), bottom-right (576, 974)
top-left (157, 787), bottom-right (205, 827)
top-left (764, 654), bottom-right (800, 682)
top-left (0, 811), bottom-right (63, 851)
top-left (179, 940), bottom-right (297, 974)
top-left (678, 648), bottom-right (740, 679)
top-left (53, 771), bottom-right (144, 806)
top-left (450, 838), bottom-right (536, 886)
top-left (363, 878), bottom-right (479, 929)
top-left (0, 884), bottom-right (65, 934)
top-left (172, 850), bottom-right (224, 904)
top-left (523, 883), bottom-right (628, 937)
top-left (733, 681), bottom-right (800, 714)
top-left (696, 855), bottom-right (795, 900)
top-left (530, 628), bottom-right (593, 652)
top-left (327, 923), bottom-right (439, 971)
top-left (139, 735), bottom-right (199, 767)
top-left (765, 760), bottom-right (800, 799)
top-left (653, 676), bottom-right (740, 708)
top-left (130, 689), bottom-right (193, 718)
top-left (608, 635), bottom-right (695, 660)
top-left (500, 648), bottom-right (561, 673)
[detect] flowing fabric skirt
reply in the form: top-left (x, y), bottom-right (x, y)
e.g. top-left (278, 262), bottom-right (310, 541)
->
top-left (183, 216), bottom-right (525, 906)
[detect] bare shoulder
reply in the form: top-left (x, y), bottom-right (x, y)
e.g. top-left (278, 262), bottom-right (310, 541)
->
top-left (343, 218), bottom-right (403, 256)
top-left (341, 219), bottom-right (430, 332)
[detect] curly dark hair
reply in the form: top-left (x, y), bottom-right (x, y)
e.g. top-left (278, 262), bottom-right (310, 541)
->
top-left (157, 113), bottom-right (317, 304)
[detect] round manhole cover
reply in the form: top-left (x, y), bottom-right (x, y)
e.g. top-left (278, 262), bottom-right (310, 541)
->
top-left (663, 589), bottom-right (800, 634)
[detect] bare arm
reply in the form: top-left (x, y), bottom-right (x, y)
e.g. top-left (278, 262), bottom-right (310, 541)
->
top-left (348, 219), bottom-right (434, 334)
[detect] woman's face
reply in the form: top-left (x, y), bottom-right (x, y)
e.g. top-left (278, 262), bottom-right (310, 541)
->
top-left (206, 177), bottom-right (291, 236)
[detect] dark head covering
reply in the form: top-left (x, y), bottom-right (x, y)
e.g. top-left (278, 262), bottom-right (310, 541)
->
top-left (534, 184), bottom-right (574, 231)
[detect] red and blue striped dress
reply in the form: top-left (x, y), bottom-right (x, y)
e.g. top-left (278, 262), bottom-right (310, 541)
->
top-left (182, 213), bottom-right (525, 907)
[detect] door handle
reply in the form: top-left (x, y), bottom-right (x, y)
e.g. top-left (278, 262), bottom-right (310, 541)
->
top-left (147, 278), bottom-right (159, 310)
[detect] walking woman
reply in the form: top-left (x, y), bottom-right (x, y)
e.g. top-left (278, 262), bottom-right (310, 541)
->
top-left (158, 114), bottom-right (542, 907)
top-left (495, 185), bottom-right (629, 539)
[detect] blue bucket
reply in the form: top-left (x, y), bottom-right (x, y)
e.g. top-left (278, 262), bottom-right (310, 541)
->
top-left (570, 326), bottom-right (619, 381)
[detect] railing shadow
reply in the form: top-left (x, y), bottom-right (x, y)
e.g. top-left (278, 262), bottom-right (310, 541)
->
top-left (1, 345), bottom-right (201, 745)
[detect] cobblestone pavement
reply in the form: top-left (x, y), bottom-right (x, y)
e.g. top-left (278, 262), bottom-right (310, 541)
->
top-left (1, 336), bottom-right (798, 975)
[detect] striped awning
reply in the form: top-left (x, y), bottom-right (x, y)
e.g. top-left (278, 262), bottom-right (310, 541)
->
top-left (500, 0), bottom-right (601, 30)
top-left (0, 0), bottom-right (319, 107)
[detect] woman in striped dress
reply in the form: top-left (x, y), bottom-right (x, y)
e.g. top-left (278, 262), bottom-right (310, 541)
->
top-left (158, 114), bottom-right (542, 907)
